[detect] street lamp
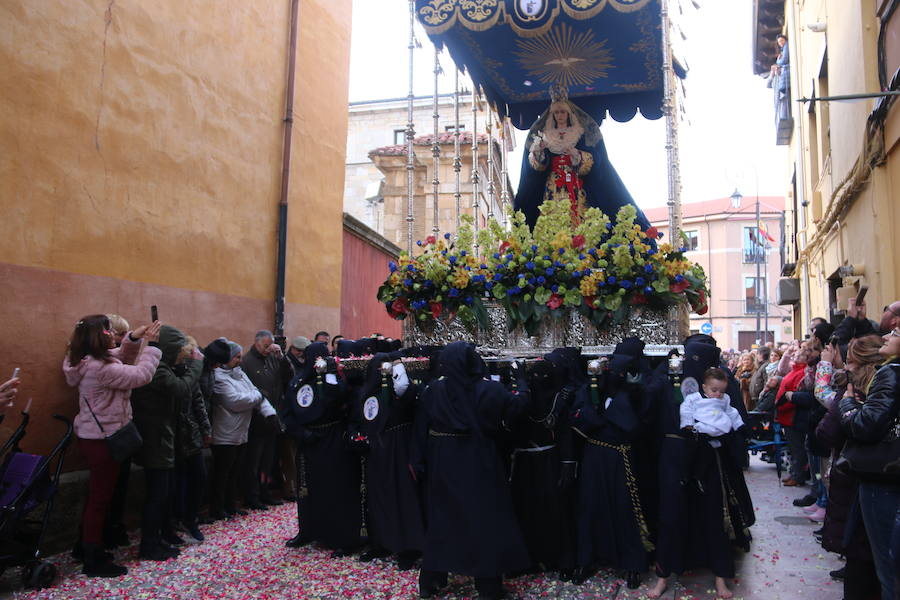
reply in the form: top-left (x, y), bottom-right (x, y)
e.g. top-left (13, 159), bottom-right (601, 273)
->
top-left (731, 188), bottom-right (764, 347)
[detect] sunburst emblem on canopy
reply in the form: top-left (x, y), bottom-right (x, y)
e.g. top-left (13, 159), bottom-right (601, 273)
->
top-left (513, 22), bottom-right (613, 88)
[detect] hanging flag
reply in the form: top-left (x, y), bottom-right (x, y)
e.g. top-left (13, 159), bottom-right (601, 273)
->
top-left (758, 223), bottom-right (776, 243)
top-left (748, 230), bottom-right (760, 246)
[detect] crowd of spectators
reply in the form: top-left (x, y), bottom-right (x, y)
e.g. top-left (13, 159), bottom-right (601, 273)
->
top-left (1, 303), bottom-right (896, 597)
top-left (732, 299), bottom-right (900, 600)
top-left (57, 315), bottom-right (350, 578)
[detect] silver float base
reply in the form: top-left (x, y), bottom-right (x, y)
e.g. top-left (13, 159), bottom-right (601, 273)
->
top-left (403, 303), bottom-right (682, 357)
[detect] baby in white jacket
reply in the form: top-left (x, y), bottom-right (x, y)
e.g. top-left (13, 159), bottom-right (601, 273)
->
top-left (679, 368), bottom-right (744, 492)
top-left (680, 369), bottom-right (744, 438)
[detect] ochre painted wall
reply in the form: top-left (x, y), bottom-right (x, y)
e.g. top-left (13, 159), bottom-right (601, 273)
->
top-left (0, 0), bottom-right (351, 460)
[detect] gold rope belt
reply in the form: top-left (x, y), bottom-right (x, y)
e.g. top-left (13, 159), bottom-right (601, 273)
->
top-left (385, 422), bottom-right (413, 433)
top-left (428, 429), bottom-right (471, 437)
top-left (297, 450), bottom-right (308, 498)
top-left (714, 450), bottom-right (752, 541)
top-left (714, 451), bottom-right (736, 540)
top-left (572, 427), bottom-right (655, 552)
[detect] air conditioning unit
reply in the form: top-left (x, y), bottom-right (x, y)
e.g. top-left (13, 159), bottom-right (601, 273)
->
top-left (777, 278), bottom-right (801, 305)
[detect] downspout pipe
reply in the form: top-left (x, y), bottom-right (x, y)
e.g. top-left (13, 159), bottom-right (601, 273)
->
top-left (275, 0), bottom-right (300, 343)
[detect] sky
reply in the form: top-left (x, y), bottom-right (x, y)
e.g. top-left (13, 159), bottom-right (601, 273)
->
top-left (348, 0), bottom-right (788, 209)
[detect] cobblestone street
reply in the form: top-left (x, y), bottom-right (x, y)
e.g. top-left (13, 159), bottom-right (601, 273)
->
top-left (0, 456), bottom-right (842, 600)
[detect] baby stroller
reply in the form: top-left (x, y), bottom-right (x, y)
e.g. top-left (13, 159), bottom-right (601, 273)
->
top-left (0, 402), bottom-right (74, 589)
top-left (745, 409), bottom-right (790, 480)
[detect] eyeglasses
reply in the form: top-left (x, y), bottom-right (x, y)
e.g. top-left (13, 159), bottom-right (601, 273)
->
top-left (891, 328), bottom-right (900, 338)
top-left (884, 305), bottom-right (900, 318)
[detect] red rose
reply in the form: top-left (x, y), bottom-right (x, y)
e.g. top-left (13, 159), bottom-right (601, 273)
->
top-left (429, 301), bottom-right (443, 319)
top-left (547, 293), bottom-right (564, 310)
top-left (583, 295), bottom-right (597, 309)
top-left (670, 279), bottom-right (691, 294)
top-left (572, 235), bottom-right (585, 249)
top-left (425, 235), bottom-right (436, 245)
top-left (499, 241), bottom-right (511, 254)
top-left (389, 297), bottom-right (409, 318)
top-left (630, 292), bottom-right (648, 305)
top-left (645, 226), bottom-right (659, 240)
top-left (692, 290), bottom-right (709, 315)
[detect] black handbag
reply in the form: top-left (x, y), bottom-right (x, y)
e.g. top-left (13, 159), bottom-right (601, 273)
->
top-left (82, 397), bottom-right (143, 462)
top-left (835, 418), bottom-right (900, 481)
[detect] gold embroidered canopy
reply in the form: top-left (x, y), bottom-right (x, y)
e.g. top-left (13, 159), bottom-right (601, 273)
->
top-left (415, 0), bottom-right (674, 128)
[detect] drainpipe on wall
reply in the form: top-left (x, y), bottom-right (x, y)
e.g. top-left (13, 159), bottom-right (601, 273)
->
top-left (274, 0), bottom-right (300, 343)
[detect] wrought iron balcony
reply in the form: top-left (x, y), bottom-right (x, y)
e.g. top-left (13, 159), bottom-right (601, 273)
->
top-left (743, 248), bottom-right (766, 264)
top-left (745, 298), bottom-right (766, 315)
top-left (773, 74), bottom-right (793, 145)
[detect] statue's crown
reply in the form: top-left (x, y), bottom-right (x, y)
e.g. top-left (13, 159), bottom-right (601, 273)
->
top-left (549, 84), bottom-right (569, 103)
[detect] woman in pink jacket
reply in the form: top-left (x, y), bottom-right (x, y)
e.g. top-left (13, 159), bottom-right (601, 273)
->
top-left (62, 314), bottom-right (161, 578)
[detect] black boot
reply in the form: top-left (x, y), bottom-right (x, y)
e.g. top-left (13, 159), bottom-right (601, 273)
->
top-left (286, 532), bottom-right (312, 548)
top-left (102, 522), bottom-right (130, 548)
top-left (572, 565), bottom-right (597, 585)
top-left (359, 546), bottom-right (391, 562)
top-left (139, 539), bottom-right (180, 561)
top-left (419, 570), bottom-right (448, 599)
top-left (625, 570), bottom-right (641, 589)
top-left (162, 529), bottom-right (185, 546)
top-left (792, 493), bottom-right (817, 507)
top-left (72, 539), bottom-right (112, 564)
top-left (82, 543), bottom-right (127, 578)
top-left (396, 550), bottom-right (420, 571)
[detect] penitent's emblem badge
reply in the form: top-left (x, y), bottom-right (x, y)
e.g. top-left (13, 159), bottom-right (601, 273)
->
top-left (297, 384), bottom-right (314, 408)
top-left (520, 0), bottom-right (544, 16)
top-left (363, 396), bottom-right (379, 421)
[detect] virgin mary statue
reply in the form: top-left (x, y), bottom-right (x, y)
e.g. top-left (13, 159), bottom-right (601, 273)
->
top-left (513, 86), bottom-right (651, 231)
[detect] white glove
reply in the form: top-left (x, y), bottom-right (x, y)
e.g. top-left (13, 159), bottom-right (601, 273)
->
top-left (392, 363), bottom-right (410, 397)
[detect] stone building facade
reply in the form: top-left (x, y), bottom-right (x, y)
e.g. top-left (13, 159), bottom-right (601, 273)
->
top-left (645, 197), bottom-right (792, 351)
top-left (752, 1), bottom-right (900, 333)
top-left (345, 95), bottom-right (514, 250)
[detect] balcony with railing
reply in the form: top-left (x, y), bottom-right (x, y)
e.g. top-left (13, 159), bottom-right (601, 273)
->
top-left (743, 247), bottom-right (767, 264)
top-left (772, 66), bottom-right (793, 145)
top-left (745, 297), bottom-right (766, 315)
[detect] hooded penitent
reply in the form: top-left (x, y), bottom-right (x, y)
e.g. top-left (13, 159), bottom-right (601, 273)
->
top-left (414, 340), bottom-right (531, 578)
top-left (284, 342), bottom-right (333, 428)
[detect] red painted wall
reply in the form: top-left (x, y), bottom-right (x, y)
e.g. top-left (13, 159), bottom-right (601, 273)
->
top-left (340, 228), bottom-right (402, 340)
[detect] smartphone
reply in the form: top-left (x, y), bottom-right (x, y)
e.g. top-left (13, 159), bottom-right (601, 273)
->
top-left (855, 285), bottom-right (868, 305)
top-left (150, 305), bottom-right (158, 322)
top-left (11, 368), bottom-right (20, 379)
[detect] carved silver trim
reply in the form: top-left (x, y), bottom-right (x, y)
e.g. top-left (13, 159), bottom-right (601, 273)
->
top-left (403, 303), bottom-right (677, 355)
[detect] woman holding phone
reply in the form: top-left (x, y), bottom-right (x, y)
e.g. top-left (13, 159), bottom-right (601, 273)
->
top-left (63, 315), bottom-right (161, 577)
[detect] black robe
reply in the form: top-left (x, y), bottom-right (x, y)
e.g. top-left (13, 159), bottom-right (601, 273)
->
top-left (283, 343), bottom-right (363, 550)
top-left (655, 341), bottom-right (755, 578)
top-left (358, 354), bottom-right (425, 554)
top-left (683, 436), bottom-right (754, 578)
top-left (570, 358), bottom-right (654, 573)
top-left (508, 354), bottom-right (577, 571)
top-left (413, 342), bottom-right (531, 578)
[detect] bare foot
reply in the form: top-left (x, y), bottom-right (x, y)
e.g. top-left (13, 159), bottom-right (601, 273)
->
top-left (647, 576), bottom-right (668, 599)
top-left (715, 576), bottom-right (733, 598)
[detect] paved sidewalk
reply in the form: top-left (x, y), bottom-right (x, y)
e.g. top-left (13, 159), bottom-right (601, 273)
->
top-left (0, 457), bottom-right (843, 599)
